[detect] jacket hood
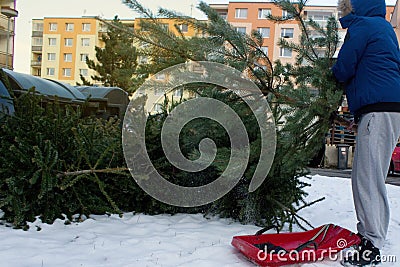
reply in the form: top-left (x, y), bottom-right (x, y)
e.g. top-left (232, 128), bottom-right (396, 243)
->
top-left (351, 0), bottom-right (386, 18)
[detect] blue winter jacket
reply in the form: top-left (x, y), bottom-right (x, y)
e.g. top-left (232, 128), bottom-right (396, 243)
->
top-left (332, 0), bottom-right (400, 119)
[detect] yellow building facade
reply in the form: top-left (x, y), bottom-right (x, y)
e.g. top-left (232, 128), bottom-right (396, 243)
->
top-left (30, 16), bottom-right (201, 86)
top-left (31, 17), bottom-right (111, 85)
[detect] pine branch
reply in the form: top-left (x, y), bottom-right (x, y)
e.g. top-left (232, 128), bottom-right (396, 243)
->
top-left (57, 167), bottom-right (129, 178)
top-left (270, 197), bottom-right (315, 230)
top-left (295, 197), bottom-right (325, 212)
top-left (122, 0), bottom-right (157, 22)
top-left (95, 16), bottom-right (197, 62)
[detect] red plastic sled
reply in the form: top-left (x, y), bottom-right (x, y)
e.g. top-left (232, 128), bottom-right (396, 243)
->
top-left (232, 224), bottom-right (360, 266)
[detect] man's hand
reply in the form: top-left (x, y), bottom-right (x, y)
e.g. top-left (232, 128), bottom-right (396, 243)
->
top-left (333, 116), bottom-right (358, 133)
top-left (346, 119), bottom-right (357, 133)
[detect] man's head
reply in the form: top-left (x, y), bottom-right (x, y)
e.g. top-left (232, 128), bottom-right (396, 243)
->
top-left (338, 0), bottom-right (353, 17)
top-left (339, 0), bottom-right (386, 18)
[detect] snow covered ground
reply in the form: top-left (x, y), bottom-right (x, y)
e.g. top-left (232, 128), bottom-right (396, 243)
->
top-left (0, 175), bottom-right (399, 267)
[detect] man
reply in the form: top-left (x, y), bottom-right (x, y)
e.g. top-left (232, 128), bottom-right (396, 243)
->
top-left (332, 0), bottom-right (400, 266)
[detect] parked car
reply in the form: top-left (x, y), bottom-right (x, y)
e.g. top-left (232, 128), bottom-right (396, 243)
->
top-left (389, 143), bottom-right (400, 175)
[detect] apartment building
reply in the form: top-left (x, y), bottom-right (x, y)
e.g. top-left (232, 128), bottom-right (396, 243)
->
top-left (30, 17), bottom-right (131, 85)
top-left (30, 16), bottom-right (203, 86)
top-left (0, 0), bottom-right (17, 69)
top-left (210, 2), bottom-right (395, 65)
top-left (391, 0), bottom-right (400, 42)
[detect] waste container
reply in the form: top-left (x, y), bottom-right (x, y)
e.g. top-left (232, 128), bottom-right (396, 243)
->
top-left (337, 144), bottom-right (350, 169)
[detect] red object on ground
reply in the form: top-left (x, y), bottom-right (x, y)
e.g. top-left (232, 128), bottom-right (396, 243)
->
top-left (232, 224), bottom-right (360, 266)
top-left (391, 143), bottom-right (400, 173)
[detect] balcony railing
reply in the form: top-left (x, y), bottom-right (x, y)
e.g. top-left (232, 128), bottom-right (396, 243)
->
top-left (31, 46), bottom-right (42, 52)
top-left (30, 60), bottom-right (42, 67)
top-left (32, 31), bottom-right (43, 37)
top-left (0, 51), bottom-right (13, 68)
top-left (0, 15), bottom-right (15, 32)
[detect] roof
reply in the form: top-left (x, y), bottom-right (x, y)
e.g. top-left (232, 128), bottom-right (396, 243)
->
top-left (2, 69), bottom-right (86, 102)
top-left (0, 78), bottom-right (14, 116)
top-left (76, 86), bottom-right (129, 105)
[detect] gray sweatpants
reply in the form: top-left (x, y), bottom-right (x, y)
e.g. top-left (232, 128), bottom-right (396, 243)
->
top-left (352, 112), bottom-right (400, 249)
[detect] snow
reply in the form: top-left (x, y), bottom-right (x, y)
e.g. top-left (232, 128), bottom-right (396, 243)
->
top-left (0, 175), bottom-right (399, 267)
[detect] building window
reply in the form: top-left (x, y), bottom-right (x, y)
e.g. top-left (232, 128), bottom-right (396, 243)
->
top-left (155, 73), bottom-right (166, 80)
top-left (179, 24), bottom-right (188, 33)
top-left (49, 38), bottom-right (57, 46)
top-left (65, 38), bottom-right (73, 47)
top-left (32, 37), bottom-right (43, 46)
top-left (306, 11), bottom-right (333, 28)
top-left (161, 23), bottom-right (169, 31)
top-left (64, 53), bottom-right (73, 62)
top-left (63, 68), bottom-right (72, 77)
top-left (82, 23), bottom-right (91, 32)
top-left (65, 23), bottom-right (74, 32)
top-left (255, 65), bottom-right (267, 72)
top-left (260, 46), bottom-right (268, 56)
top-left (173, 89), bottom-right (183, 97)
top-left (141, 25), bottom-right (149, 32)
top-left (136, 88), bottom-right (145, 96)
top-left (81, 38), bottom-right (90, 46)
top-left (235, 8), bottom-right (248, 19)
top-left (280, 47), bottom-right (292, 57)
top-left (309, 30), bottom-right (324, 41)
top-left (282, 10), bottom-right (294, 19)
top-left (80, 69), bottom-right (88, 77)
top-left (258, 8), bottom-right (271, 19)
top-left (33, 22), bottom-right (43, 31)
top-left (154, 88), bottom-right (164, 96)
top-left (47, 68), bottom-right (55, 76)
top-left (218, 12), bottom-right (228, 20)
top-left (80, 53), bottom-right (89, 62)
top-left (281, 28), bottom-right (294, 38)
top-left (139, 56), bottom-right (148, 64)
top-left (47, 53), bottom-right (56, 61)
top-left (49, 23), bottom-right (57, 31)
top-left (234, 27), bottom-right (247, 34)
top-left (257, 27), bottom-right (270, 38)
top-left (154, 103), bottom-right (163, 113)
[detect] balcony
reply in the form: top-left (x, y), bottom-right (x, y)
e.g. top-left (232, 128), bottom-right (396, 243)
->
top-left (31, 46), bottom-right (42, 52)
top-left (30, 60), bottom-right (42, 67)
top-left (32, 30), bottom-right (43, 37)
top-left (0, 13), bottom-right (15, 34)
top-left (0, 51), bottom-right (13, 68)
top-left (98, 32), bottom-right (105, 38)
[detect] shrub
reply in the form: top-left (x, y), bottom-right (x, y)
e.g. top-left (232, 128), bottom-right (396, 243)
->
top-left (0, 92), bottom-right (130, 227)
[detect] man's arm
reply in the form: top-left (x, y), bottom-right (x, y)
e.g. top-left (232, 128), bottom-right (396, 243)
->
top-left (332, 24), bottom-right (369, 83)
